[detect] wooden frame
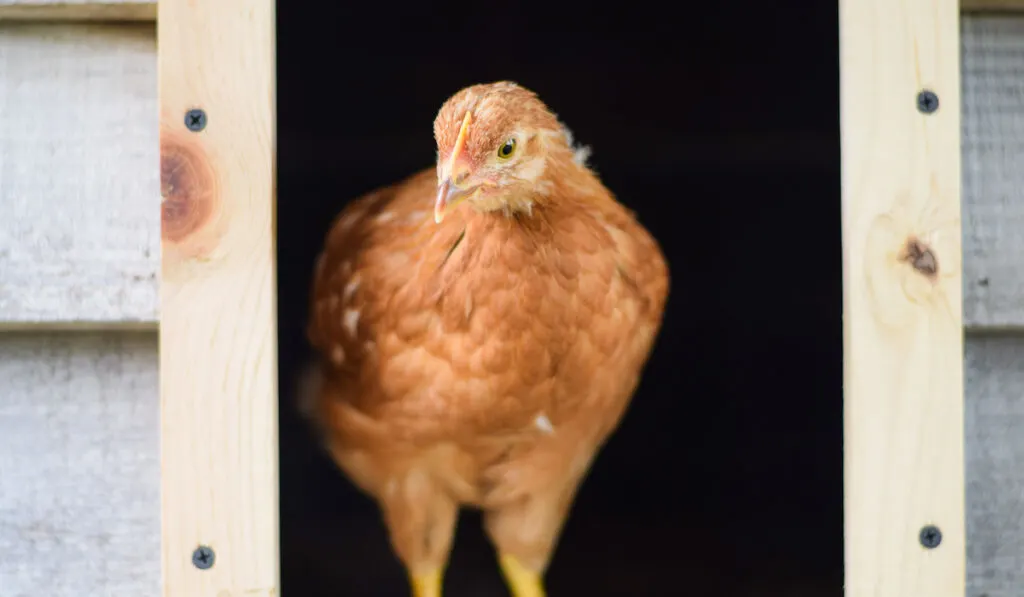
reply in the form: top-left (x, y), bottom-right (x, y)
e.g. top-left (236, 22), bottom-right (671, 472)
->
top-left (158, 1), bottom-right (279, 596)
top-left (840, 0), bottom-right (965, 596)
top-left (0, 1), bottom-right (156, 21)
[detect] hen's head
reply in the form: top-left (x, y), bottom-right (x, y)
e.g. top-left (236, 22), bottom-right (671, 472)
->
top-left (432, 81), bottom-right (575, 223)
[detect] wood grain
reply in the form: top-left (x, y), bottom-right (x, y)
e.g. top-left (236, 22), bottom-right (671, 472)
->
top-left (158, 1), bottom-right (279, 596)
top-left (0, 0), bottom-right (155, 21)
top-left (0, 332), bottom-right (159, 597)
top-left (0, 23), bottom-right (158, 328)
top-left (840, 0), bottom-right (965, 596)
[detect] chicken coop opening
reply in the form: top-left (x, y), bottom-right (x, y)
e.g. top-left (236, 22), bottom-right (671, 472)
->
top-left (276, 2), bottom-right (841, 596)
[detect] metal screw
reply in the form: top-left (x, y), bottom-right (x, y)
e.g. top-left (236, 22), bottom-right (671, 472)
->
top-left (185, 109), bottom-right (207, 132)
top-left (917, 90), bottom-right (939, 114)
top-left (919, 525), bottom-right (942, 549)
top-left (192, 545), bottom-right (215, 569)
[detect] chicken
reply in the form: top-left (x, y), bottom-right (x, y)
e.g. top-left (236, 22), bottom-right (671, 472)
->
top-left (301, 81), bottom-right (670, 597)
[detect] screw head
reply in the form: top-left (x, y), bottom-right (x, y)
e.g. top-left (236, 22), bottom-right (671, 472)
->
top-left (916, 90), bottom-right (939, 114)
top-left (192, 545), bottom-right (215, 569)
top-left (185, 109), bottom-right (207, 132)
top-left (919, 524), bottom-right (942, 549)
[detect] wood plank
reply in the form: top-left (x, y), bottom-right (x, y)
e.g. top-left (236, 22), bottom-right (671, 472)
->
top-left (965, 334), bottom-right (1024, 597)
top-left (0, 331), bottom-right (159, 596)
top-left (0, 23), bottom-right (158, 328)
top-left (158, 1), bottom-right (279, 597)
top-left (962, 0), bottom-right (1024, 11)
top-left (840, 1), bottom-right (965, 596)
top-left (0, 1), bottom-right (155, 21)
top-left (962, 16), bottom-right (1024, 329)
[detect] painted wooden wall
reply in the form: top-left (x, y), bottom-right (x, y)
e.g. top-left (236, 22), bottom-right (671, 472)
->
top-left (1, 6), bottom-right (1023, 596)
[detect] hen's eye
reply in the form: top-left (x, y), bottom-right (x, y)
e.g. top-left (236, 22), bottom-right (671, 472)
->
top-left (497, 137), bottom-right (517, 160)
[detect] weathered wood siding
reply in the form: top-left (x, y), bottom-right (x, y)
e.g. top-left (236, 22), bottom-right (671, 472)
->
top-left (0, 11), bottom-right (1022, 597)
top-left (0, 332), bottom-right (159, 597)
top-left (0, 23), bottom-right (158, 327)
top-left (963, 17), bottom-right (1024, 331)
top-left (0, 21), bottom-right (161, 597)
top-left (966, 335), bottom-right (1024, 597)
top-left (0, 0), bottom-right (156, 21)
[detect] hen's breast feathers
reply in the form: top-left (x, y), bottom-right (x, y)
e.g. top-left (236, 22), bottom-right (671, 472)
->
top-left (306, 165), bottom-right (669, 443)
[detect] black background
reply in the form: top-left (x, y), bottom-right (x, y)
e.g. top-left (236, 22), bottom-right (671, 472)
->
top-left (277, 2), bottom-right (842, 595)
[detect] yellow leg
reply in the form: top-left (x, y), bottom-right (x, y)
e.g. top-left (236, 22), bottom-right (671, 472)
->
top-left (410, 568), bottom-right (443, 597)
top-left (498, 555), bottom-right (546, 597)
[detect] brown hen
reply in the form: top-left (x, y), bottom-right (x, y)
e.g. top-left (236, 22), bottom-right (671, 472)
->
top-left (302, 81), bottom-right (670, 597)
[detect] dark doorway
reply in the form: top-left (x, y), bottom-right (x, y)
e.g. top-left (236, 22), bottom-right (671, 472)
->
top-left (277, 3), bottom-right (842, 596)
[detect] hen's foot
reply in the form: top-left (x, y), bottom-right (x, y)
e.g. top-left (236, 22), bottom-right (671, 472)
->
top-left (410, 569), bottom-right (443, 597)
top-left (498, 555), bottom-right (546, 597)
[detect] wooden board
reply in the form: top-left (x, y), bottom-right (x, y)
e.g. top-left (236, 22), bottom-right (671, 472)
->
top-left (0, 332), bottom-right (159, 597)
top-left (840, 1), bottom-right (965, 596)
top-left (962, 16), bottom-right (1024, 329)
top-left (962, 0), bottom-right (1024, 11)
top-left (0, 0), bottom-right (155, 21)
top-left (158, 1), bottom-right (279, 597)
top-left (965, 334), bottom-right (1024, 597)
top-left (0, 23), bottom-right (158, 328)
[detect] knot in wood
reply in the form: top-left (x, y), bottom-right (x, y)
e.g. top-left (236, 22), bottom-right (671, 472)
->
top-left (900, 237), bottom-right (938, 278)
top-left (160, 134), bottom-right (217, 244)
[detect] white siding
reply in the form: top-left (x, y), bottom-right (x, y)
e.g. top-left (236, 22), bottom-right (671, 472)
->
top-left (0, 332), bottom-right (159, 597)
top-left (0, 23), bottom-right (158, 327)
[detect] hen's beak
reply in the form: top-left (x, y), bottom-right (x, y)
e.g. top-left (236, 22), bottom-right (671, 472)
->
top-left (435, 111), bottom-right (475, 224)
top-left (434, 176), bottom-right (474, 224)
